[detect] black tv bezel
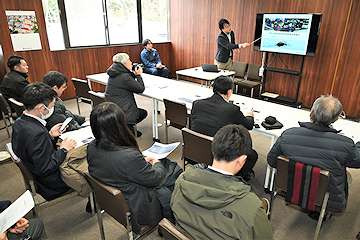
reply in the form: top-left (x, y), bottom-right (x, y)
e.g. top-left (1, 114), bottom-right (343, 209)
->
top-left (253, 13), bottom-right (322, 57)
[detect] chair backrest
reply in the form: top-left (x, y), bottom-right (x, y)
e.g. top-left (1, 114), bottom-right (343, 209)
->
top-left (84, 171), bottom-right (131, 227)
top-left (164, 99), bottom-right (188, 128)
top-left (88, 91), bottom-right (106, 108)
top-left (232, 62), bottom-right (247, 78)
top-left (158, 218), bottom-right (191, 240)
top-left (71, 78), bottom-right (91, 99)
top-left (8, 98), bottom-right (25, 117)
top-left (182, 128), bottom-right (213, 165)
top-left (0, 93), bottom-right (12, 118)
top-left (276, 155), bottom-right (330, 207)
top-left (246, 64), bottom-right (262, 81)
top-left (5, 143), bottom-right (38, 191)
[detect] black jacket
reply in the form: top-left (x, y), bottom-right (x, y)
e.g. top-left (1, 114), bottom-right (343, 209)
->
top-left (215, 31), bottom-right (239, 63)
top-left (105, 62), bottom-right (145, 124)
top-left (0, 70), bottom-right (29, 101)
top-left (267, 122), bottom-right (360, 212)
top-left (46, 97), bottom-right (86, 131)
top-left (87, 143), bottom-right (166, 233)
top-left (12, 114), bottom-right (71, 200)
top-left (191, 93), bottom-right (254, 137)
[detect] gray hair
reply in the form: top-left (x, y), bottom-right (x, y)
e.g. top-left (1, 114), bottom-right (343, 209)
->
top-left (310, 95), bottom-right (343, 126)
top-left (112, 53), bottom-right (129, 64)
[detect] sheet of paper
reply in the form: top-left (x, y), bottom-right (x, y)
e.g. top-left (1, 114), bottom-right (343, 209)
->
top-left (261, 92), bottom-right (279, 98)
top-left (142, 142), bottom-right (180, 159)
top-left (0, 190), bottom-right (34, 234)
top-left (60, 126), bottom-right (94, 148)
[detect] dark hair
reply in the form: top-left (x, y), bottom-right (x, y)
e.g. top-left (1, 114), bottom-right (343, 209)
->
top-left (22, 82), bottom-right (57, 110)
top-left (90, 102), bottom-right (138, 150)
top-left (212, 124), bottom-right (252, 162)
top-left (43, 71), bottom-right (68, 88)
top-left (310, 95), bottom-right (343, 126)
top-left (219, 19), bottom-right (230, 30)
top-left (143, 39), bottom-right (152, 47)
top-left (213, 76), bottom-right (234, 95)
top-left (7, 55), bottom-right (24, 70)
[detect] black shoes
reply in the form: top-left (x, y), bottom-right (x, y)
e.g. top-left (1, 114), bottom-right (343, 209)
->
top-left (135, 131), bottom-right (142, 137)
top-left (308, 211), bottom-right (332, 222)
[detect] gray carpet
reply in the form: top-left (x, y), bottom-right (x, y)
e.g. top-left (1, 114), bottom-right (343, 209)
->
top-left (0, 90), bottom-right (359, 239)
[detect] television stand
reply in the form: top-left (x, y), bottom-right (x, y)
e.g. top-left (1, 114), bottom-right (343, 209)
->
top-left (261, 92), bottom-right (302, 108)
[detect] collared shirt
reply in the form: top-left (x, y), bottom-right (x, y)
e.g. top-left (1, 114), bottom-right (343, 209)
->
top-left (23, 112), bottom-right (47, 126)
top-left (224, 32), bottom-right (233, 57)
top-left (220, 94), bottom-right (229, 103)
top-left (208, 166), bottom-right (233, 175)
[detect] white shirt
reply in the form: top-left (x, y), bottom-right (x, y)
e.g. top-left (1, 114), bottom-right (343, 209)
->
top-left (208, 166), bottom-right (233, 176)
top-left (24, 112), bottom-right (47, 126)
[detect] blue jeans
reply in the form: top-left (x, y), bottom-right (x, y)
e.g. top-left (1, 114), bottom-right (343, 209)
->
top-left (144, 67), bottom-right (169, 77)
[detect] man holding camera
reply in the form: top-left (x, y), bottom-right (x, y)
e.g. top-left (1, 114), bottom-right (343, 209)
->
top-left (105, 53), bottom-right (147, 137)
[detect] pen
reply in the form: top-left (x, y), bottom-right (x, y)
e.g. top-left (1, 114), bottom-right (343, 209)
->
top-left (251, 107), bottom-right (254, 111)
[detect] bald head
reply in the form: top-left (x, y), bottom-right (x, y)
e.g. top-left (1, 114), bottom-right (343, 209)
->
top-left (310, 95), bottom-right (342, 126)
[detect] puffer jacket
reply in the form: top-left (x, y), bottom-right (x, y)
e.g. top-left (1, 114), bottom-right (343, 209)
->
top-left (267, 121), bottom-right (360, 213)
top-left (105, 62), bottom-right (145, 124)
top-left (170, 165), bottom-right (273, 240)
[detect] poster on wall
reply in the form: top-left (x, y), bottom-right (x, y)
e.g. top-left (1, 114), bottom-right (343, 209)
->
top-left (5, 10), bottom-right (42, 51)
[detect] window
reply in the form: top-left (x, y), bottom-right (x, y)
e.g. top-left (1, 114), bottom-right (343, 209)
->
top-left (42, 0), bottom-right (169, 50)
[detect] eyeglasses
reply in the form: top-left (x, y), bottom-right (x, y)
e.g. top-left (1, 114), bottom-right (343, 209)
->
top-left (62, 85), bottom-right (67, 90)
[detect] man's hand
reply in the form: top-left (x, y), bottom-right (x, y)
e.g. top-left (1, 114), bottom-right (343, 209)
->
top-left (246, 111), bottom-right (254, 117)
top-left (134, 67), bottom-right (143, 75)
top-left (241, 43), bottom-right (250, 48)
top-left (85, 117), bottom-right (90, 121)
top-left (8, 218), bottom-right (29, 234)
top-left (49, 123), bottom-right (64, 137)
top-left (145, 156), bottom-right (161, 166)
top-left (234, 49), bottom-right (240, 53)
top-left (60, 137), bottom-right (77, 151)
top-left (156, 63), bottom-right (164, 69)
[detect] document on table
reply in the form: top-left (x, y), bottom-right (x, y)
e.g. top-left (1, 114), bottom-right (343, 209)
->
top-left (0, 190), bottom-right (34, 234)
top-left (60, 126), bottom-right (94, 148)
top-left (142, 142), bottom-right (180, 159)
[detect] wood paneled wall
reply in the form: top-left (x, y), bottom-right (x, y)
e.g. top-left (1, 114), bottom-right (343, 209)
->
top-left (0, 1), bottom-right (171, 100)
top-left (170, 0), bottom-right (360, 117)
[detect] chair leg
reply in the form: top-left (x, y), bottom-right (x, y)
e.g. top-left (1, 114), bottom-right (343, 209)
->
top-left (89, 192), bottom-right (95, 215)
top-left (76, 96), bottom-right (81, 115)
top-left (95, 200), bottom-right (105, 240)
top-left (314, 192), bottom-right (330, 240)
top-left (165, 120), bottom-right (169, 143)
top-left (1, 112), bottom-right (10, 138)
top-left (250, 88), bottom-right (254, 98)
top-left (30, 181), bottom-right (47, 238)
top-left (134, 124), bottom-right (137, 138)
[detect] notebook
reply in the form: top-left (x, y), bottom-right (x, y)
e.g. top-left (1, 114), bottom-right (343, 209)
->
top-left (201, 63), bottom-right (220, 72)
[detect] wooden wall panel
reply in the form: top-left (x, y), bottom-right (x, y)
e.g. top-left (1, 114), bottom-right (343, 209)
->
top-left (170, 0), bottom-right (360, 117)
top-left (0, 1), bottom-right (171, 100)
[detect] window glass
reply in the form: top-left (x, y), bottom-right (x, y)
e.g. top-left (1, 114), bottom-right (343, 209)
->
top-left (141, 0), bottom-right (168, 42)
top-left (64, 0), bottom-right (107, 47)
top-left (42, 0), bottom-right (65, 50)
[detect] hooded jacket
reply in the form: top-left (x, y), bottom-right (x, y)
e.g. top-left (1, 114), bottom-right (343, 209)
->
top-left (105, 62), bottom-right (145, 124)
top-left (170, 165), bottom-right (273, 240)
top-left (267, 122), bottom-right (360, 213)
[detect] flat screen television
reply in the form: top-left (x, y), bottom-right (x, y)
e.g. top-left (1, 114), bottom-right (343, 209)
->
top-left (253, 13), bottom-right (322, 57)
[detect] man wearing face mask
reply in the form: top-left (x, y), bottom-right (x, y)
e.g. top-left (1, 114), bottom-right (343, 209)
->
top-left (11, 82), bottom-right (77, 201)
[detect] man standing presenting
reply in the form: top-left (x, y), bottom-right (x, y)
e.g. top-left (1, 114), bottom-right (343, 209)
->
top-left (267, 95), bottom-right (360, 218)
top-left (215, 19), bottom-right (250, 70)
top-left (0, 55), bottom-right (29, 101)
top-left (140, 39), bottom-right (169, 78)
top-left (191, 75), bottom-right (257, 180)
top-left (171, 124), bottom-right (273, 239)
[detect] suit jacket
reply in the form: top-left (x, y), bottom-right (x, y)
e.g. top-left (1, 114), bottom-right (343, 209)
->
top-left (46, 97), bottom-right (86, 131)
top-left (191, 93), bottom-right (254, 137)
top-left (215, 31), bottom-right (239, 63)
top-left (12, 114), bottom-right (70, 200)
top-left (0, 70), bottom-right (29, 101)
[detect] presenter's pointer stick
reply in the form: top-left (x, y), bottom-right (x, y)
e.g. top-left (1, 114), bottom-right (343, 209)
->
top-left (250, 37), bottom-right (262, 45)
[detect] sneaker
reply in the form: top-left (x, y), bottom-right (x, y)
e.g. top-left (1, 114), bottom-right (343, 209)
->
top-left (261, 198), bottom-right (270, 215)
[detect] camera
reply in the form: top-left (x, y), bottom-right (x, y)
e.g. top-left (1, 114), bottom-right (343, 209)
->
top-left (132, 63), bottom-right (143, 71)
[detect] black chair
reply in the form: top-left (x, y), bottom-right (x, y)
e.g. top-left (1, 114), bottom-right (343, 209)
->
top-left (181, 128), bottom-right (213, 169)
top-left (233, 63), bottom-right (262, 98)
top-left (71, 78), bottom-right (92, 114)
top-left (88, 91), bottom-right (106, 109)
top-left (0, 93), bottom-right (15, 137)
top-left (269, 155), bottom-right (331, 240)
top-left (8, 97), bottom-right (25, 117)
top-left (164, 99), bottom-right (189, 143)
top-left (158, 218), bottom-right (191, 240)
top-left (84, 171), bottom-right (158, 240)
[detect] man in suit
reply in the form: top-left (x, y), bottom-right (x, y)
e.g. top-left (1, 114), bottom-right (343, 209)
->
top-left (0, 55), bottom-right (29, 102)
top-left (11, 82), bottom-right (77, 201)
top-left (215, 19), bottom-right (250, 70)
top-left (191, 75), bottom-right (258, 180)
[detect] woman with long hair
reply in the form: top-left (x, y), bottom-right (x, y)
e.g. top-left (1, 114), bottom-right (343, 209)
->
top-left (87, 102), bottom-right (166, 233)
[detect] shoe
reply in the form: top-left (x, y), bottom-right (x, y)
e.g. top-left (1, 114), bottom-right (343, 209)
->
top-left (86, 198), bottom-right (93, 213)
top-left (243, 170), bottom-right (255, 181)
top-left (157, 110), bottom-right (161, 114)
top-left (356, 232), bottom-right (360, 239)
top-left (261, 198), bottom-right (270, 215)
top-left (308, 211), bottom-right (332, 222)
top-left (135, 131), bottom-right (142, 137)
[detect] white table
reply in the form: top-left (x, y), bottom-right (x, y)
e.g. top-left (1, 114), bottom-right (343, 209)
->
top-left (175, 67), bottom-right (235, 87)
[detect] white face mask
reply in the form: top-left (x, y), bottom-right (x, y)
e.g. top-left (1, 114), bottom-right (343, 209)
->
top-left (40, 105), bottom-right (54, 120)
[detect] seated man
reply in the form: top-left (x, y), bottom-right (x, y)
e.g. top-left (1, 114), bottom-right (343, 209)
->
top-left (267, 95), bottom-right (360, 218)
top-left (191, 75), bottom-right (257, 180)
top-left (140, 39), bottom-right (169, 78)
top-left (12, 82), bottom-right (77, 201)
top-left (43, 71), bottom-right (89, 131)
top-left (105, 53), bottom-right (147, 137)
top-left (171, 124), bottom-right (273, 239)
top-left (0, 55), bottom-right (29, 102)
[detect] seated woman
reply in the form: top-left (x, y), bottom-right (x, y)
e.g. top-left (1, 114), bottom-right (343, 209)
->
top-left (87, 102), bottom-right (168, 233)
